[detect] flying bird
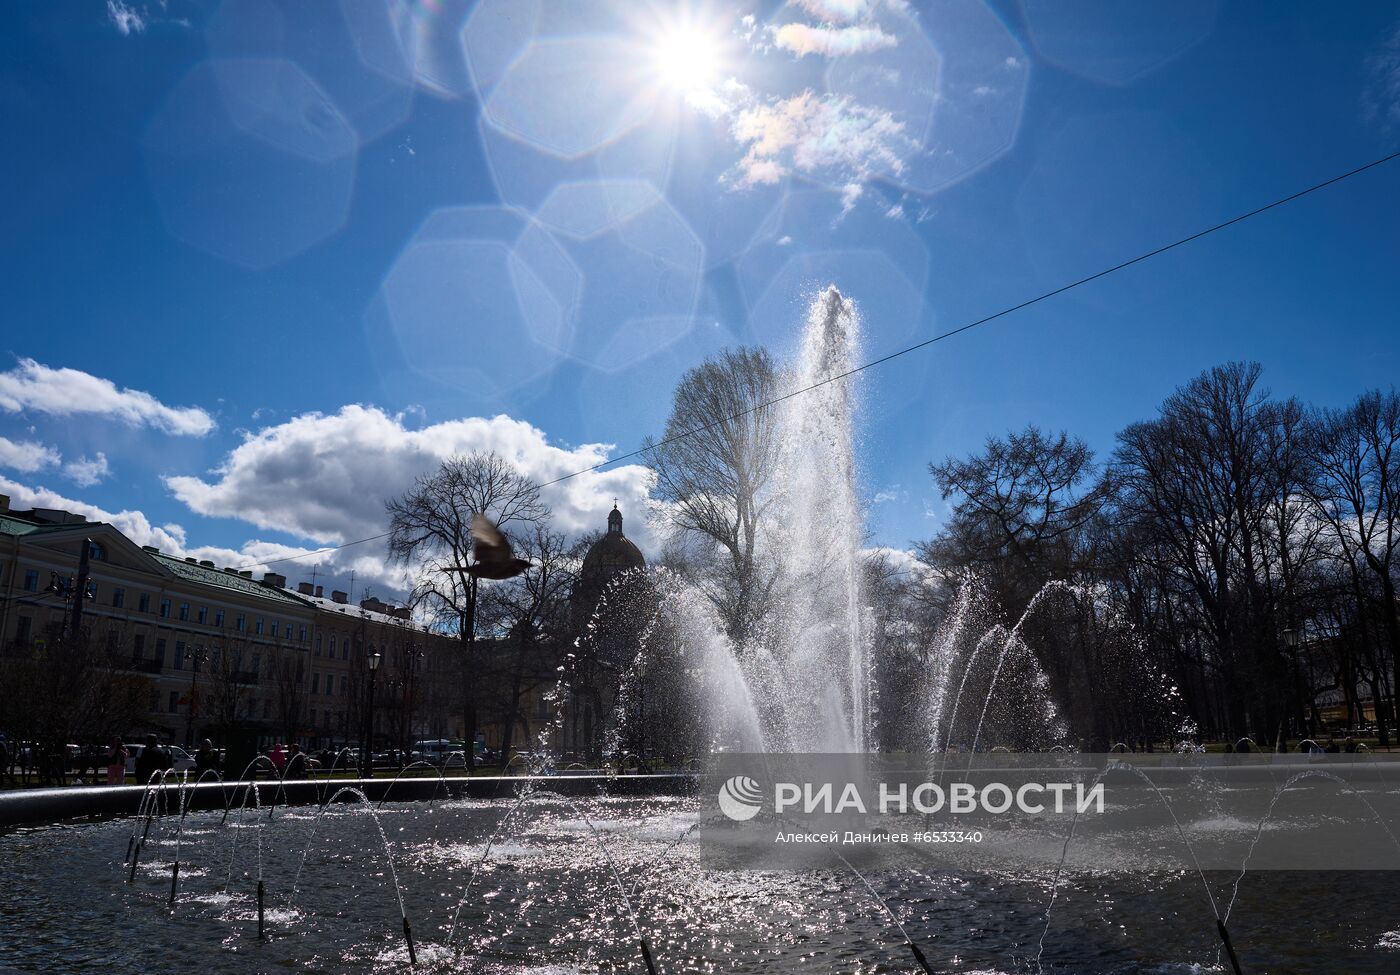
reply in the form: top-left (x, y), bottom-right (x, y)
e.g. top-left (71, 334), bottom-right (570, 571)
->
top-left (453, 513), bottom-right (531, 580)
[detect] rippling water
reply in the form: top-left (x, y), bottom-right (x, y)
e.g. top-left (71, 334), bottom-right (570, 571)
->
top-left (2, 794), bottom-right (1398, 973)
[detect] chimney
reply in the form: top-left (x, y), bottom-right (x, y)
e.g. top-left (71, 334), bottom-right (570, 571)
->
top-left (314, 585), bottom-right (323, 598)
top-left (393, 607), bottom-right (412, 621)
top-left (297, 582), bottom-right (315, 595)
top-left (143, 545), bottom-right (160, 554)
top-left (0, 494), bottom-right (9, 512)
top-left (262, 572), bottom-right (286, 588)
top-left (331, 590), bottom-right (348, 604)
top-left (223, 567), bottom-right (238, 574)
top-left (238, 570), bottom-right (252, 579)
top-left (185, 557), bottom-right (197, 564)
top-left (199, 560), bottom-right (214, 568)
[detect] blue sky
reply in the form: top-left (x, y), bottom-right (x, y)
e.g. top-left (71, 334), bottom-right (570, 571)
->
top-left (1, 0), bottom-right (1398, 597)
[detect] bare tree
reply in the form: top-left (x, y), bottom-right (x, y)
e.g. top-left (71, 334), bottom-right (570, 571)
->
top-left (386, 452), bottom-right (547, 756)
top-left (643, 347), bottom-right (780, 640)
top-left (1305, 390), bottom-right (1400, 739)
top-left (476, 525), bottom-right (578, 766)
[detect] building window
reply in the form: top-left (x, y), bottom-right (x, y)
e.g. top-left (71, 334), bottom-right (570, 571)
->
top-left (286, 623), bottom-right (294, 640)
top-left (215, 609), bottom-right (225, 627)
top-left (328, 635), bottom-right (336, 656)
top-left (342, 641), bottom-right (349, 661)
top-left (262, 699), bottom-right (271, 719)
top-left (88, 541), bottom-right (106, 561)
top-left (315, 635), bottom-right (322, 656)
top-left (255, 619), bottom-right (264, 636)
top-left (169, 691), bottom-right (179, 713)
top-left (107, 630), bottom-right (119, 652)
top-left (112, 588), bottom-right (125, 609)
top-left (154, 638), bottom-right (166, 666)
top-left (174, 642), bottom-right (186, 670)
top-left (16, 615), bottom-right (33, 642)
top-left (236, 615), bottom-right (245, 632)
top-left (324, 674), bottom-right (334, 696)
top-left (178, 602), bottom-right (190, 621)
top-left (310, 708), bottom-right (317, 726)
top-left (197, 606), bottom-right (208, 624)
top-left (133, 634), bottom-right (145, 657)
top-left (22, 570), bottom-right (39, 592)
top-left (311, 673), bottom-right (320, 694)
top-left (139, 593), bottom-right (151, 613)
top-left (251, 652), bottom-right (261, 674)
top-left (299, 625), bottom-right (307, 642)
top-left (159, 598), bottom-right (171, 619)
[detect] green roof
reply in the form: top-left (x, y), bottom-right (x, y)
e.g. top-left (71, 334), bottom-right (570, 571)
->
top-left (152, 552), bottom-right (311, 607)
top-left (0, 513), bottom-right (70, 537)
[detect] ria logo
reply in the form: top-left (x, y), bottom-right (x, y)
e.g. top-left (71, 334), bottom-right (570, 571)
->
top-left (717, 775), bottom-right (763, 821)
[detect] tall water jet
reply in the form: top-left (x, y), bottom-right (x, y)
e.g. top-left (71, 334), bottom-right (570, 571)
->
top-left (635, 284), bottom-right (874, 756)
top-left (776, 286), bottom-right (870, 752)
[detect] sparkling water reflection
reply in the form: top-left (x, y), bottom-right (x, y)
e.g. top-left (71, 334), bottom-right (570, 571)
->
top-left (3, 794), bottom-right (1400, 973)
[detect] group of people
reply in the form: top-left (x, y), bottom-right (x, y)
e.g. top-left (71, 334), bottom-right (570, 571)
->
top-left (265, 741), bottom-right (309, 779)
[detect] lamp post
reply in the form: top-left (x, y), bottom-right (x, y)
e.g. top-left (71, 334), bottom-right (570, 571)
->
top-left (361, 649), bottom-right (382, 778)
top-left (1282, 626), bottom-right (1306, 740)
top-left (184, 645), bottom-right (209, 748)
top-left (634, 656), bottom-right (648, 770)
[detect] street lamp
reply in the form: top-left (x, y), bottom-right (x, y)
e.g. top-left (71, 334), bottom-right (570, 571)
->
top-left (361, 648), bottom-right (382, 778)
top-left (634, 656), bottom-right (649, 770)
top-left (1283, 628), bottom-right (1299, 650)
top-left (184, 645), bottom-right (209, 748)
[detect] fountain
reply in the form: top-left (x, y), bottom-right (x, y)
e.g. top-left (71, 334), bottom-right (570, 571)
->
top-left (9, 287), bottom-right (1400, 974)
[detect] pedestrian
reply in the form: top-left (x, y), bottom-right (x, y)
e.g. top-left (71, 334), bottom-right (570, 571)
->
top-left (105, 737), bottom-right (127, 785)
top-left (195, 738), bottom-right (220, 776)
top-left (284, 743), bottom-right (308, 780)
top-left (0, 735), bottom-right (11, 787)
top-left (269, 742), bottom-right (286, 773)
top-left (134, 734), bottom-right (172, 784)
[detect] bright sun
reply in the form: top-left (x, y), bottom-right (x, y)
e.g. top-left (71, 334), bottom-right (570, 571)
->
top-left (650, 23), bottom-right (725, 100)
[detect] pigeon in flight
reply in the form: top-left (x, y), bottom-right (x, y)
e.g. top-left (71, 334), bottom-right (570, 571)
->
top-left (457, 513), bottom-right (531, 580)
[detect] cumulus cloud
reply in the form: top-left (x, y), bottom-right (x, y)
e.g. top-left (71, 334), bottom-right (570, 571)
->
top-left (788, 0), bottom-right (870, 23)
top-left (0, 436), bottom-right (60, 474)
top-left (0, 472), bottom-right (409, 597)
top-left (771, 22), bottom-right (897, 58)
top-left (1, 475), bottom-right (189, 554)
top-left (106, 0), bottom-right (146, 35)
top-left (727, 90), bottom-right (909, 188)
top-left (63, 453), bottom-right (111, 488)
top-left (0, 358), bottom-right (215, 436)
top-left (164, 404), bottom-right (657, 551)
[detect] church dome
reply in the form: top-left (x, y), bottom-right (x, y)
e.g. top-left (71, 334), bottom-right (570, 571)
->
top-left (581, 504), bottom-right (645, 577)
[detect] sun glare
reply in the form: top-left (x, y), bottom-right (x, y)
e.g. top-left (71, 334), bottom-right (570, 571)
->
top-left (649, 20), bottom-right (727, 105)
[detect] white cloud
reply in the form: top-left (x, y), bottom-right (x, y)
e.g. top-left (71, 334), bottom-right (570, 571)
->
top-left (1364, 25), bottom-right (1400, 128)
top-left (0, 472), bottom-right (408, 597)
top-left (1, 475), bottom-right (188, 554)
top-left (839, 180), bottom-right (864, 217)
top-left (787, 0), bottom-right (910, 24)
top-left (727, 90), bottom-right (909, 189)
top-left (106, 1), bottom-right (146, 35)
top-left (63, 453), bottom-right (111, 488)
top-left (771, 22), bottom-right (897, 58)
top-left (0, 436), bottom-right (60, 473)
top-left (164, 404), bottom-right (657, 551)
top-left (772, 22), bottom-right (890, 57)
top-left (788, 0), bottom-right (871, 23)
top-left (0, 358), bottom-right (215, 436)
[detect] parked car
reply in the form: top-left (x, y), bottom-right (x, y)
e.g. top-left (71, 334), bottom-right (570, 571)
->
top-left (123, 743), bottom-right (196, 774)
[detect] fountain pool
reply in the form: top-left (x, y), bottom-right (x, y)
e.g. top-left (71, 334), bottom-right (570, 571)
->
top-left (3, 789), bottom-right (1400, 973)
